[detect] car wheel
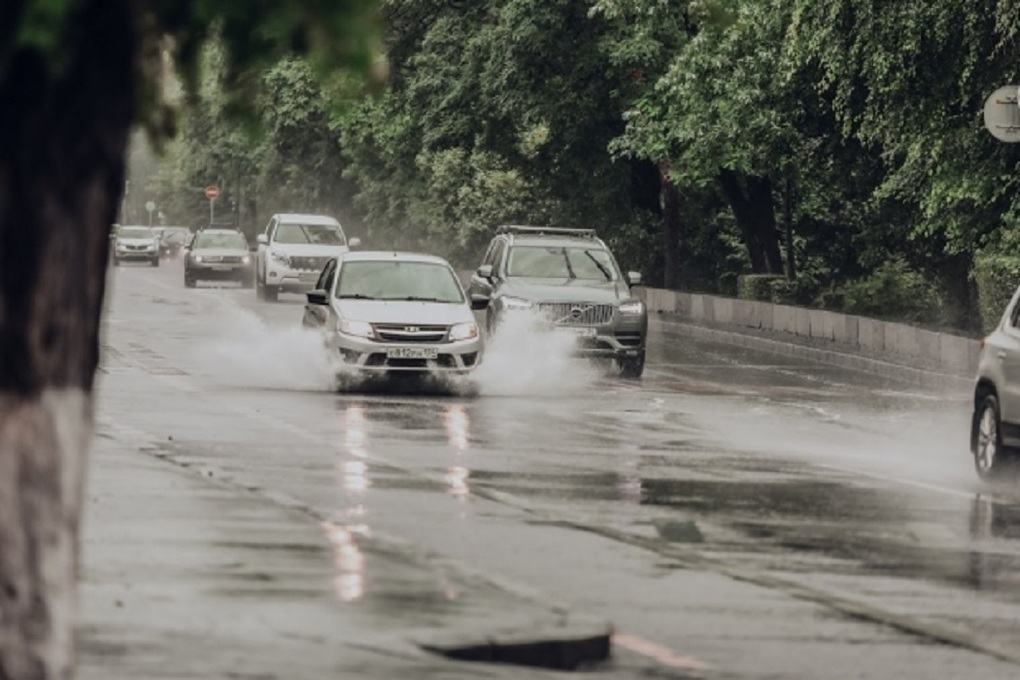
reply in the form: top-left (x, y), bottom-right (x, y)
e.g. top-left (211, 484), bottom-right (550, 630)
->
top-left (112, 257), bottom-right (120, 267)
top-left (241, 274), bottom-right (255, 289)
top-left (973, 394), bottom-right (1014, 480)
top-left (151, 257), bottom-right (160, 267)
top-left (264, 284), bottom-right (279, 302)
top-left (618, 352), bottom-right (645, 379)
top-left (184, 273), bottom-right (196, 288)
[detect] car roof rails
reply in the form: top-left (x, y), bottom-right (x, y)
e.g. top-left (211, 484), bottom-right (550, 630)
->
top-left (497, 225), bottom-right (598, 238)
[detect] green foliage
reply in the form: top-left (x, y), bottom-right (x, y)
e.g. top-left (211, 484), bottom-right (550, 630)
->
top-left (737, 274), bottom-right (783, 302)
top-left (839, 259), bottom-right (943, 325)
top-left (972, 253), bottom-right (1020, 334)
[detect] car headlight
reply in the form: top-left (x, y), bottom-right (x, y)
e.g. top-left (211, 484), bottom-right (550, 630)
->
top-left (270, 250), bottom-right (291, 267)
top-left (145, 243), bottom-right (157, 250)
top-left (501, 296), bottom-right (534, 311)
top-left (241, 255), bottom-right (251, 265)
top-left (619, 300), bottom-right (645, 315)
top-left (338, 318), bottom-right (374, 339)
top-left (448, 322), bottom-right (479, 341)
top-left (194, 255), bottom-right (204, 263)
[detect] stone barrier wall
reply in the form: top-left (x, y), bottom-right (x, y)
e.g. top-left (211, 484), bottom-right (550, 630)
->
top-left (636, 288), bottom-right (981, 377)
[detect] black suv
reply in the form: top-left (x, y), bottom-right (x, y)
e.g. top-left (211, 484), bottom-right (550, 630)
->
top-left (467, 225), bottom-right (648, 377)
top-left (183, 228), bottom-right (254, 288)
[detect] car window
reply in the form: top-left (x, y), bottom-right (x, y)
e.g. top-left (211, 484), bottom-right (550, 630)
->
top-left (274, 223), bottom-right (345, 245)
top-left (118, 227), bottom-right (153, 239)
top-left (317, 259), bottom-right (337, 291)
top-left (336, 261), bottom-right (464, 303)
top-left (506, 245), bottom-right (618, 280)
top-left (194, 232), bottom-right (248, 249)
top-left (489, 240), bottom-right (506, 275)
top-left (1010, 298), bottom-right (1020, 329)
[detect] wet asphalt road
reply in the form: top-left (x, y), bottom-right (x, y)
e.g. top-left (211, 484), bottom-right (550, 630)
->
top-left (95, 258), bottom-right (1020, 678)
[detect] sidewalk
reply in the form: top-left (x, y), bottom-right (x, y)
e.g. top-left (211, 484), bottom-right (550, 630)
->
top-left (77, 432), bottom-right (607, 679)
top-left (652, 314), bottom-right (974, 393)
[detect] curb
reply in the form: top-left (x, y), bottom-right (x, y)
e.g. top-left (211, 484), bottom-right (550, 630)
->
top-left (656, 316), bottom-right (974, 394)
top-left (416, 616), bottom-right (612, 671)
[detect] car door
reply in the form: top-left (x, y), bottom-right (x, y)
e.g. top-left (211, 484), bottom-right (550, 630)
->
top-left (302, 259), bottom-right (337, 329)
top-left (257, 217), bottom-right (277, 276)
top-left (995, 295), bottom-right (1020, 431)
top-left (468, 238), bottom-right (506, 300)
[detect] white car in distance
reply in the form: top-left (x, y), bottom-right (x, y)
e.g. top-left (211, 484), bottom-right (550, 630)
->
top-left (255, 213), bottom-right (360, 301)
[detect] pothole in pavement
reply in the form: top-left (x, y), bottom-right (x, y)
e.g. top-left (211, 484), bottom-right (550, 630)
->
top-left (418, 617), bottom-right (612, 671)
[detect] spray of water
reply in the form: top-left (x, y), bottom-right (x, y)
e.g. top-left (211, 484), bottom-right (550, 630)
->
top-left (470, 309), bottom-right (601, 397)
top-left (189, 301), bottom-right (342, 391)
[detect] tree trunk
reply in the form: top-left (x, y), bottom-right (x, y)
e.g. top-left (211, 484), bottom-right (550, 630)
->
top-left (718, 169), bottom-right (783, 275)
top-left (0, 1), bottom-right (136, 677)
top-left (784, 171), bottom-right (796, 281)
top-left (660, 163), bottom-right (681, 290)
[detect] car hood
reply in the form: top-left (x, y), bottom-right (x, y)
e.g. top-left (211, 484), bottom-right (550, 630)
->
top-left (501, 278), bottom-right (632, 304)
top-left (193, 247), bottom-right (250, 258)
top-left (336, 299), bottom-right (474, 326)
top-left (270, 243), bottom-right (350, 257)
top-left (116, 237), bottom-right (158, 246)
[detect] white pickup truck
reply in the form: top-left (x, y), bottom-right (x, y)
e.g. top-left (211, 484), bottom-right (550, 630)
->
top-left (254, 213), bottom-right (359, 301)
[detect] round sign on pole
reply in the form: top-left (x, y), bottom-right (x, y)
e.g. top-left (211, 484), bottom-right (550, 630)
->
top-left (983, 85), bottom-right (1020, 142)
top-left (204, 185), bottom-right (219, 200)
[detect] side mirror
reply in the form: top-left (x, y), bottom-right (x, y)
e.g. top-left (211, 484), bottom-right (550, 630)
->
top-left (348, 237), bottom-right (362, 249)
top-left (306, 289), bottom-right (328, 306)
top-left (256, 234), bottom-right (269, 245)
top-left (627, 271), bottom-right (642, 286)
top-left (476, 264), bottom-right (494, 280)
top-left (470, 294), bottom-right (490, 311)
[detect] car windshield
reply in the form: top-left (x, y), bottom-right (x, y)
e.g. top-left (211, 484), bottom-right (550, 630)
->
top-left (506, 245), bottom-right (619, 281)
top-left (118, 227), bottom-right (153, 239)
top-left (194, 232), bottom-right (248, 249)
top-left (336, 261), bottom-right (464, 303)
top-left (275, 222), bottom-right (345, 245)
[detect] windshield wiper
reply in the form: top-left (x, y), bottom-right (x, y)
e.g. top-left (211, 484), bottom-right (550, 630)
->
top-left (584, 252), bottom-right (614, 281)
top-left (389, 295), bottom-right (452, 303)
top-left (337, 293), bottom-right (376, 300)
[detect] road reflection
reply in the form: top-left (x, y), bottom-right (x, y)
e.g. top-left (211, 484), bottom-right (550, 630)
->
top-left (322, 521), bottom-right (369, 602)
top-left (968, 493), bottom-right (1020, 592)
top-left (444, 403), bottom-right (471, 499)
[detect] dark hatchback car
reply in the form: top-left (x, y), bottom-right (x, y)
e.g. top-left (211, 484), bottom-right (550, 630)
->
top-left (184, 228), bottom-right (254, 288)
top-left (467, 225), bottom-right (648, 377)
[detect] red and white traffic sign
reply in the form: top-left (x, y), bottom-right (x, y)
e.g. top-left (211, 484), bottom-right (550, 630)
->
top-left (204, 185), bottom-right (219, 200)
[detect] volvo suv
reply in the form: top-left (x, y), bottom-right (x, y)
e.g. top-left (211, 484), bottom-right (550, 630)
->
top-left (255, 213), bottom-right (359, 301)
top-left (466, 225), bottom-right (647, 377)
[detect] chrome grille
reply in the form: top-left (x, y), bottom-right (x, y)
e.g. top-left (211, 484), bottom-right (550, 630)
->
top-left (538, 303), bottom-right (615, 326)
top-left (373, 324), bottom-right (449, 343)
top-left (290, 255), bottom-right (330, 271)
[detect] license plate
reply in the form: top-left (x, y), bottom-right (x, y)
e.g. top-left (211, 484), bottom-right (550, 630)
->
top-left (571, 327), bottom-right (597, 338)
top-left (299, 272), bottom-right (319, 283)
top-left (386, 347), bottom-right (438, 360)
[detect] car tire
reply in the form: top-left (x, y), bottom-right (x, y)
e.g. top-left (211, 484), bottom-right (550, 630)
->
top-left (151, 257), bottom-right (160, 267)
top-left (264, 284), bottom-right (279, 302)
top-left (973, 394), bottom-right (1014, 480)
top-left (618, 352), bottom-right (645, 379)
top-left (112, 257), bottom-right (120, 267)
top-left (184, 272), bottom-right (196, 288)
top-left (241, 273), bottom-right (255, 289)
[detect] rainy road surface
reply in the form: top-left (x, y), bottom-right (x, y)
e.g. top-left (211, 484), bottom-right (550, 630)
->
top-left (85, 258), bottom-right (1020, 679)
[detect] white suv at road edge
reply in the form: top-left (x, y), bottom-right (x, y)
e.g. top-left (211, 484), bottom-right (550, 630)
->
top-left (255, 213), bottom-right (359, 302)
top-left (972, 284), bottom-right (1020, 479)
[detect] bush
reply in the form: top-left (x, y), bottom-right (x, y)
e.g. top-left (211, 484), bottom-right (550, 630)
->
top-left (839, 259), bottom-right (941, 324)
top-left (737, 274), bottom-right (783, 301)
top-left (973, 253), bottom-right (1020, 334)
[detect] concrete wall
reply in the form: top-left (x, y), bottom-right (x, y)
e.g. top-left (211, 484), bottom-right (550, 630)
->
top-left (637, 288), bottom-right (981, 377)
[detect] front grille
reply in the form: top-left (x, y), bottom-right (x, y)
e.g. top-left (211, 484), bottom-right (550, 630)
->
top-left (374, 324), bottom-right (449, 343)
top-left (201, 255), bottom-right (244, 264)
top-left (126, 245), bottom-right (149, 251)
top-left (366, 354), bottom-right (457, 369)
top-left (538, 303), bottom-right (615, 326)
top-left (290, 255), bottom-right (330, 271)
